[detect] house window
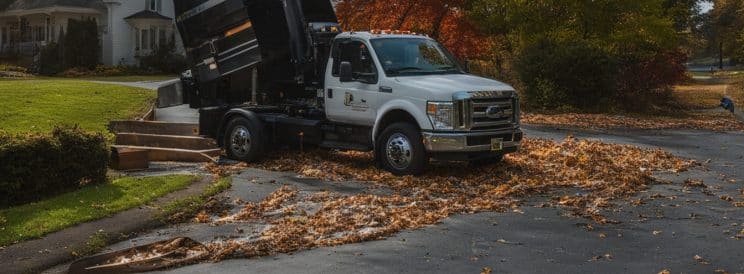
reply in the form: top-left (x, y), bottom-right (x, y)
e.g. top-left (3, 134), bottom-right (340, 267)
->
top-left (141, 29), bottom-right (149, 50)
top-left (150, 27), bottom-right (157, 49)
top-left (158, 28), bottom-right (166, 47)
top-left (134, 27), bottom-right (140, 50)
top-left (147, 0), bottom-right (162, 12)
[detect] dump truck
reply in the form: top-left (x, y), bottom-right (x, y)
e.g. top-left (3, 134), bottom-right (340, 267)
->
top-left (164, 0), bottom-right (523, 175)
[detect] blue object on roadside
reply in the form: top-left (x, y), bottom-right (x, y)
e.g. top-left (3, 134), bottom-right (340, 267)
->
top-left (721, 97), bottom-right (735, 113)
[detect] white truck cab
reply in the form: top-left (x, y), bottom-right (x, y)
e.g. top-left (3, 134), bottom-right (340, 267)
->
top-left (323, 31), bottom-right (522, 174)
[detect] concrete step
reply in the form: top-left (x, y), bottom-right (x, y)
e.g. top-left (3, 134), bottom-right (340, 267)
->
top-left (112, 145), bottom-right (222, 163)
top-left (115, 133), bottom-right (217, 151)
top-left (109, 121), bottom-right (200, 136)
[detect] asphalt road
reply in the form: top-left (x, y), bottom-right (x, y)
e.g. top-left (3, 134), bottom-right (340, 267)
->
top-left (56, 126), bottom-right (744, 274)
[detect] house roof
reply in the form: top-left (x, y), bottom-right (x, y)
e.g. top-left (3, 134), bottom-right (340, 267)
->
top-left (124, 10), bottom-right (172, 21)
top-left (3, 0), bottom-right (105, 11)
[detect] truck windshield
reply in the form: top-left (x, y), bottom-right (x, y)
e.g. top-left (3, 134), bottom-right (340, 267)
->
top-left (370, 38), bottom-right (463, 76)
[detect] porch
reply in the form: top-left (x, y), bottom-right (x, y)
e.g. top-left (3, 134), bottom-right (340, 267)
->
top-left (0, 7), bottom-right (104, 59)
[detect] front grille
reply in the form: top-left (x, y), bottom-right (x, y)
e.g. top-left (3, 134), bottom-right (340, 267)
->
top-left (455, 91), bottom-right (518, 131)
top-left (471, 98), bottom-right (514, 130)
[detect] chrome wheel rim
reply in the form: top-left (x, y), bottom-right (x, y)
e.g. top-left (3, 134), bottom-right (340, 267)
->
top-left (230, 126), bottom-right (252, 158)
top-left (386, 133), bottom-right (413, 170)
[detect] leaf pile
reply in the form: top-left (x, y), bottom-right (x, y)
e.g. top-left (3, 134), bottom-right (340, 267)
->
top-left (523, 112), bottom-right (744, 132)
top-left (199, 137), bottom-right (694, 261)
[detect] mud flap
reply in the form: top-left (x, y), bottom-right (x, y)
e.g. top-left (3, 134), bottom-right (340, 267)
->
top-left (157, 79), bottom-right (184, 108)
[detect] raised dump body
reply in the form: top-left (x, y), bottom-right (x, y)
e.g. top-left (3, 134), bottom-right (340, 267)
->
top-left (174, 0), bottom-right (340, 106)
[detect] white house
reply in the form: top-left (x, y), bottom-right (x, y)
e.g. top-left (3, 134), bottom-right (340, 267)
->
top-left (0, 0), bottom-right (184, 66)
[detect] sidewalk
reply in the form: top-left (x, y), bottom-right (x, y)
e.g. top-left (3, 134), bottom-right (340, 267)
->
top-left (0, 176), bottom-right (213, 274)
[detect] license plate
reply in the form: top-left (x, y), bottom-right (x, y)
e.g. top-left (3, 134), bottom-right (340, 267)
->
top-left (491, 138), bottom-right (504, 152)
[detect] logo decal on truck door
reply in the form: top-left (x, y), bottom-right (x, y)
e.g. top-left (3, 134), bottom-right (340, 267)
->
top-left (344, 92), bottom-right (369, 111)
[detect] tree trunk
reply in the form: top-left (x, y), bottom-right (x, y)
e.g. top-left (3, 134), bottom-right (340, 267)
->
top-left (430, 5), bottom-right (450, 40)
top-left (720, 42), bottom-right (724, 69)
top-left (393, 3), bottom-right (416, 29)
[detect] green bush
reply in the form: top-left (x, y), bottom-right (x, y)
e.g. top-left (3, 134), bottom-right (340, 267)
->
top-left (63, 18), bottom-right (100, 70)
top-left (0, 127), bottom-right (109, 207)
top-left (138, 37), bottom-right (188, 74)
top-left (516, 38), bottom-right (618, 112)
top-left (39, 42), bottom-right (63, 75)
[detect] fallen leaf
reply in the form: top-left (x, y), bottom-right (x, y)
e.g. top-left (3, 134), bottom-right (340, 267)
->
top-left (481, 267), bottom-right (492, 274)
top-left (684, 179), bottom-right (706, 188)
top-left (694, 254), bottom-right (710, 265)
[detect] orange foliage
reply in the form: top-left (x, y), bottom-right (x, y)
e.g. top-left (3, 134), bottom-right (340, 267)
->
top-left (335, 0), bottom-right (493, 59)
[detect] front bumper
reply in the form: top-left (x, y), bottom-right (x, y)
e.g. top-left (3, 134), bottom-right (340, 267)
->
top-left (422, 128), bottom-right (523, 153)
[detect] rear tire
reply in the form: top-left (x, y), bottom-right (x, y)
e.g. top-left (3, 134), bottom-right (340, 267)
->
top-left (224, 116), bottom-right (266, 162)
top-left (376, 122), bottom-right (427, 176)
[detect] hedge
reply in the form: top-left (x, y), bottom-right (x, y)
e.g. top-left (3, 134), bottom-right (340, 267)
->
top-left (0, 127), bottom-right (109, 207)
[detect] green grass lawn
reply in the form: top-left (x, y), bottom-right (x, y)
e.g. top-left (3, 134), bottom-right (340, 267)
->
top-left (81, 75), bottom-right (177, 82)
top-left (0, 79), bottom-right (154, 134)
top-left (0, 175), bottom-right (199, 246)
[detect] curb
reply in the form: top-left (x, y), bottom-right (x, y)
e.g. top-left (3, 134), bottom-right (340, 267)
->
top-left (0, 176), bottom-right (214, 274)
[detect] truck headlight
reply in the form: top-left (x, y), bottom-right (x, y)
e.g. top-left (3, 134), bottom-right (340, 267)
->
top-left (427, 102), bottom-right (455, 130)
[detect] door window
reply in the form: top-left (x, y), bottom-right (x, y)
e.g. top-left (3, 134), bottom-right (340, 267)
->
top-left (332, 40), bottom-right (378, 84)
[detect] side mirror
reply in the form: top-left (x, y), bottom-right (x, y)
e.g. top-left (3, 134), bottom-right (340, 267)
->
top-left (339, 61), bottom-right (353, 82)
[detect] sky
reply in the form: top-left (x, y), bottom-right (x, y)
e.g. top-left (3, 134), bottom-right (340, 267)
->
top-left (699, 1), bottom-right (714, 13)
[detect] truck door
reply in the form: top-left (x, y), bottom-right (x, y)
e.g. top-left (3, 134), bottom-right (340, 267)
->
top-left (325, 39), bottom-right (379, 126)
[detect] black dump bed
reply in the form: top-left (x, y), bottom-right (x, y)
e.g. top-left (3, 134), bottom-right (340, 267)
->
top-left (174, 0), bottom-right (340, 101)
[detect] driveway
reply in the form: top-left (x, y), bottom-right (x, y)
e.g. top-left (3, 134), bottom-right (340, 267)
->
top-left (90, 80), bottom-right (174, 91)
top-left (49, 126), bottom-right (744, 274)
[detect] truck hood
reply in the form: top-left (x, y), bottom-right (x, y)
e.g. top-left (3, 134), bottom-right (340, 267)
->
top-left (393, 74), bottom-right (515, 101)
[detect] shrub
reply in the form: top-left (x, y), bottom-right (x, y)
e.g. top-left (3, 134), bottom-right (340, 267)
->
top-left (616, 49), bottom-right (688, 111)
top-left (63, 18), bottom-right (100, 70)
top-left (0, 127), bottom-right (109, 207)
top-left (39, 42), bottom-right (63, 75)
top-left (516, 39), bottom-right (618, 112)
top-left (138, 37), bottom-right (188, 74)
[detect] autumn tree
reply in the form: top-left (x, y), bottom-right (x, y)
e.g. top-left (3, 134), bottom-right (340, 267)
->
top-left (335, 0), bottom-right (492, 60)
top-left (468, 0), bottom-right (689, 112)
top-left (706, 0), bottom-right (744, 64)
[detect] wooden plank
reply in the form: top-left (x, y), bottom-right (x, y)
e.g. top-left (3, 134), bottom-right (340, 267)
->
top-left (115, 133), bottom-right (217, 150)
top-left (110, 148), bottom-right (150, 170)
top-left (112, 146), bottom-right (221, 163)
top-left (108, 121), bottom-right (199, 136)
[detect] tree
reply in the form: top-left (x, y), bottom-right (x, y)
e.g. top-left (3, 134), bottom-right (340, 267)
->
top-left (468, 0), bottom-right (688, 111)
top-left (707, 0), bottom-right (744, 64)
top-left (63, 18), bottom-right (100, 69)
top-left (335, 0), bottom-right (493, 59)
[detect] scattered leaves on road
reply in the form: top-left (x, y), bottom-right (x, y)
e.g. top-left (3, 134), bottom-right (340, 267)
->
top-left (523, 112), bottom-right (744, 132)
top-left (191, 137), bottom-right (696, 262)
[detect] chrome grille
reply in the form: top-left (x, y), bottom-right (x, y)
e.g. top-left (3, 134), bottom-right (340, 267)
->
top-left (454, 91), bottom-right (518, 131)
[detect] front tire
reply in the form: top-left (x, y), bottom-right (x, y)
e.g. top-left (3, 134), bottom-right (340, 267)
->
top-left (376, 122), bottom-right (427, 176)
top-left (224, 116), bottom-right (266, 162)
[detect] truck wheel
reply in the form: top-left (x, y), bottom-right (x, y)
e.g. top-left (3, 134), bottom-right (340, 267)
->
top-left (224, 116), bottom-right (265, 162)
top-left (377, 122), bottom-right (427, 176)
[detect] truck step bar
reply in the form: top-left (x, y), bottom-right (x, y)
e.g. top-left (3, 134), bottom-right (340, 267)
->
top-left (319, 141), bottom-right (372, 152)
top-left (109, 121), bottom-right (200, 136)
top-left (115, 133), bottom-right (217, 151)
